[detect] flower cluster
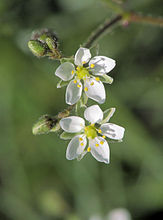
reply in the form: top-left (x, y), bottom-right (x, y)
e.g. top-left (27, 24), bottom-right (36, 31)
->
top-left (53, 47), bottom-right (125, 164)
top-left (31, 44), bottom-right (125, 164)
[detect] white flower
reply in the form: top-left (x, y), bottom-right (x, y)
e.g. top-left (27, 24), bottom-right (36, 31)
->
top-left (60, 105), bottom-right (125, 164)
top-left (55, 47), bottom-right (116, 105)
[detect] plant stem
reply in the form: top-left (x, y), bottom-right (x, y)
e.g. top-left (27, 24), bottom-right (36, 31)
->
top-left (129, 13), bottom-right (163, 27)
top-left (83, 15), bottom-right (122, 49)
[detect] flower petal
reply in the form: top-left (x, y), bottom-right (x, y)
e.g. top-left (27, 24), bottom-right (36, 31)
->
top-left (89, 56), bottom-right (116, 75)
top-left (74, 47), bottom-right (91, 66)
top-left (55, 62), bottom-right (75, 81)
top-left (84, 78), bottom-right (106, 104)
top-left (66, 135), bottom-right (87, 160)
top-left (100, 123), bottom-right (125, 140)
top-left (66, 80), bottom-right (82, 105)
top-left (89, 137), bottom-right (110, 164)
top-left (60, 116), bottom-right (85, 133)
top-left (84, 105), bottom-right (103, 124)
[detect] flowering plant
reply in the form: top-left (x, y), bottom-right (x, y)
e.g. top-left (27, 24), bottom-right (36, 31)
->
top-left (28, 18), bottom-right (127, 165)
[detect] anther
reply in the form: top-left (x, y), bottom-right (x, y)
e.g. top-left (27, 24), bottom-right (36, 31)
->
top-left (95, 144), bottom-right (99, 147)
top-left (87, 147), bottom-right (91, 152)
top-left (100, 141), bottom-right (104, 145)
top-left (76, 66), bottom-right (80, 71)
top-left (90, 64), bottom-right (95, 68)
top-left (102, 135), bottom-right (106, 139)
top-left (84, 87), bottom-right (88, 91)
top-left (79, 137), bottom-right (83, 141)
top-left (90, 82), bottom-right (94, 86)
top-left (77, 84), bottom-right (81, 88)
top-left (73, 80), bottom-right (77, 84)
top-left (98, 129), bottom-right (102, 134)
top-left (71, 70), bottom-right (74, 75)
top-left (81, 143), bottom-right (84, 146)
top-left (95, 77), bottom-right (100, 81)
top-left (82, 61), bottom-right (86, 64)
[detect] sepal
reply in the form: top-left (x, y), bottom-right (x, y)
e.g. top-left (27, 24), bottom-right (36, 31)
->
top-left (100, 108), bottom-right (115, 124)
top-left (57, 80), bottom-right (69, 88)
top-left (99, 74), bottom-right (113, 84)
top-left (60, 132), bottom-right (80, 140)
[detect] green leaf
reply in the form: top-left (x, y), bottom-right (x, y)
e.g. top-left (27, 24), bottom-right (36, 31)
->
top-left (60, 132), bottom-right (80, 140)
top-left (99, 74), bottom-right (113, 84)
top-left (57, 80), bottom-right (69, 88)
top-left (100, 108), bottom-right (116, 124)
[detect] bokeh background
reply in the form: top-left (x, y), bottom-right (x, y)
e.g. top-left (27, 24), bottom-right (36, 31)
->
top-left (0, 0), bottom-right (163, 219)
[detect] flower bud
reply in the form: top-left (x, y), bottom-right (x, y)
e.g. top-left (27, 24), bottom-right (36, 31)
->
top-left (45, 37), bottom-right (61, 59)
top-left (29, 29), bottom-right (62, 59)
top-left (28, 40), bottom-right (46, 57)
top-left (32, 115), bottom-right (60, 135)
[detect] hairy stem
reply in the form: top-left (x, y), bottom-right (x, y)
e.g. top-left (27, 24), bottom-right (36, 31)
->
top-left (83, 15), bottom-right (122, 49)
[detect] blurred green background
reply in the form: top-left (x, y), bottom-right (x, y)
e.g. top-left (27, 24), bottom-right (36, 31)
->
top-left (0, 0), bottom-right (163, 219)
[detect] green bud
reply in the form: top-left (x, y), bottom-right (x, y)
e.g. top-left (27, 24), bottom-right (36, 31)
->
top-left (28, 40), bottom-right (46, 57)
top-left (45, 37), bottom-right (61, 59)
top-left (32, 115), bottom-right (60, 135)
top-left (45, 37), bottom-right (57, 51)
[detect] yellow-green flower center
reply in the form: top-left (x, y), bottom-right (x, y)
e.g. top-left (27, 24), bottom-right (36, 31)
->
top-left (84, 124), bottom-right (97, 139)
top-left (76, 66), bottom-right (89, 80)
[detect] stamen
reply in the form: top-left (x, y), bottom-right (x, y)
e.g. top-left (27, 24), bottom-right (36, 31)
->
top-left (73, 80), bottom-right (77, 84)
top-left (95, 77), bottom-right (100, 81)
top-left (90, 82), bottom-right (94, 86)
top-left (95, 143), bottom-right (99, 147)
top-left (81, 143), bottom-right (84, 146)
top-left (77, 84), bottom-right (81, 88)
top-left (90, 64), bottom-right (95, 68)
top-left (84, 87), bottom-right (88, 91)
top-left (79, 137), bottom-right (83, 141)
top-left (102, 135), bottom-right (106, 139)
top-left (98, 129), bottom-right (102, 134)
top-left (87, 147), bottom-right (91, 152)
top-left (100, 141), bottom-right (104, 145)
top-left (71, 70), bottom-right (74, 75)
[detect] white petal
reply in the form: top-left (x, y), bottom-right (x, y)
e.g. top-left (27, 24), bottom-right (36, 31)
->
top-left (55, 62), bottom-right (75, 81)
top-left (84, 105), bottom-right (103, 124)
top-left (89, 137), bottom-right (110, 164)
top-left (84, 78), bottom-right (106, 104)
top-left (100, 123), bottom-right (125, 140)
top-left (60, 116), bottom-right (85, 133)
top-left (66, 80), bottom-right (82, 105)
top-left (66, 135), bottom-right (87, 160)
top-left (89, 56), bottom-right (116, 75)
top-left (74, 47), bottom-right (91, 66)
